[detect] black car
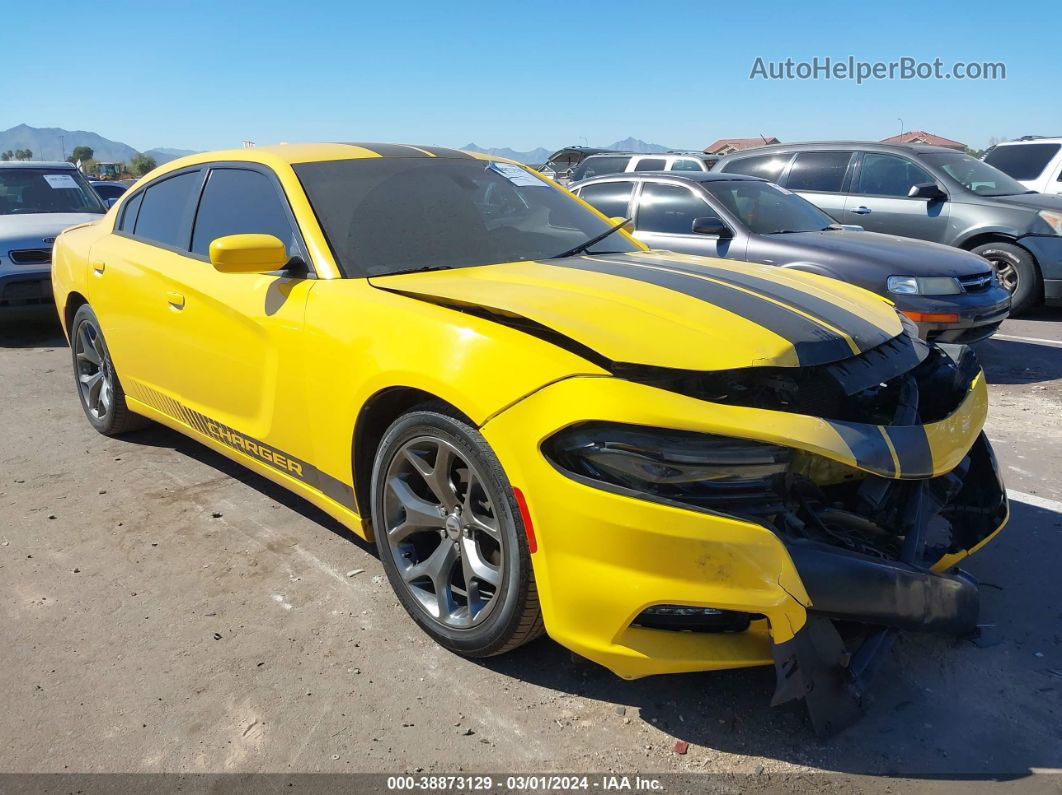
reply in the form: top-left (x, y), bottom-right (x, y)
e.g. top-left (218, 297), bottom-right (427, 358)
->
top-left (713, 141), bottom-right (1062, 314)
top-left (570, 171), bottom-right (1011, 343)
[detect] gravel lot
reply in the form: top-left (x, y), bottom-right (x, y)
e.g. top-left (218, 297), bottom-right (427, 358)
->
top-left (1, 308), bottom-right (1060, 785)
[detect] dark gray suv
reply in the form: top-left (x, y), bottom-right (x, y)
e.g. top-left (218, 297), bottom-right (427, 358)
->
top-left (714, 142), bottom-right (1062, 313)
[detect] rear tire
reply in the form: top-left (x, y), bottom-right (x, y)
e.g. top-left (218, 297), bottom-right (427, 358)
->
top-left (370, 406), bottom-right (543, 657)
top-left (971, 241), bottom-right (1041, 315)
top-left (70, 304), bottom-right (149, 436)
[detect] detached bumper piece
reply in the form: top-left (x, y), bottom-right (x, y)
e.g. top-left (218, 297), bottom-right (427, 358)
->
top-left (770, 434), bottom-right (1005, 737)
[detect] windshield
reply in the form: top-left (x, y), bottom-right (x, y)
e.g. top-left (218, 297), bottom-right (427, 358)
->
top-left (0, 168), bottom-right (106, 215)
top-left (701, 180), bottom-right (835, 234)
top-left (921, 152), bottom-right (1029, 197)
top-left (294, 158), bottom-right (639, 277)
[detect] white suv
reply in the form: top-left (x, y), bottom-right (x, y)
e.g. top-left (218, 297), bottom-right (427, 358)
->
top-left (983, 137), bottom-right (1062, 195)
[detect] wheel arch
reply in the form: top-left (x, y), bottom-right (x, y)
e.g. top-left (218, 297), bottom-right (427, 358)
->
top-left (63, 290), bottom-right (90, 339)
top-left (351, 385), bottom-right (472, 530)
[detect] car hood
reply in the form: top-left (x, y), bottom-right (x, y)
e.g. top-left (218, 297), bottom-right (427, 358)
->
top-left (0, 213), bottom-right (102, 249)
top-left (971, 191), bottom-right (1062, 212)
top-left (369, 251), bottom-right (903, 370)
top-left (775, 230), bottom-right (992, 277)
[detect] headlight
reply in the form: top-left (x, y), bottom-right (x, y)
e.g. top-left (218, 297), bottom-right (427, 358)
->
top-left (543, 422), bottom-right (791, 511)
top-left (1037, 210), bottom-right (1062, 236)
top-left (887, 275), bottom-right (963, 295)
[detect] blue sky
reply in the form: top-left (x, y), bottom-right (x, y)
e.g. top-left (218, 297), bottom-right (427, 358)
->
top-left (4, 0), bottom-right (1059, 153)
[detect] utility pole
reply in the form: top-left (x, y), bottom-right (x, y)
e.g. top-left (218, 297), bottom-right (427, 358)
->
top-left (59, 135), bottom-right (65, 161)
top-left (897, 118), bottom-right (904, 138)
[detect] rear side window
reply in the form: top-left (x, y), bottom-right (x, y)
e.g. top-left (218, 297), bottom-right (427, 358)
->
top-left (636, 183), bottom-right (705, 234)
top-left (133, 172), bottom-right (200, 248)
top-left (191, 168), bottom-right (298, 257)
top-left (785, 152), bottom-right (853, 193)
top-left (571, 156), bottom-right (631, 181)
top-left (984, 143), bottom-right (1061, 181)
top-left (720, 154), bottom-right (790, 182)
top-left (577, 181), bottom-right (635, 218)
top-left (633, 158), bottom-right (667, 172)
top-left (117, 191), bottom-right (143, 232)
top-left (670, 158), bottom-right (704, 172)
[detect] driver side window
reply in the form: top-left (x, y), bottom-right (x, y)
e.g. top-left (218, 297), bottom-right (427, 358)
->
top-left (636, 183), bottom-right (707, 235)
top-left (856, 154), bottom-right (932, 197)
top-left (190, 168), bottom-right (300, 258)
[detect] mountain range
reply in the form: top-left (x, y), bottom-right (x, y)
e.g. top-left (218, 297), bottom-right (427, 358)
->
top-left (1, 125), bottom-right (674, 168)
top-left (463, 137), bottom-right (671, 165)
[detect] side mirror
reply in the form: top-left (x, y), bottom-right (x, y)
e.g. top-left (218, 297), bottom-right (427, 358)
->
top-left (609, 216), bottom-right (635, 233)
top-left (908, 182), bottom-right (947, 201)
top-left (209, 234), bottom-right (289, 274)
top-left (692, 216), bottom-right (733, 238)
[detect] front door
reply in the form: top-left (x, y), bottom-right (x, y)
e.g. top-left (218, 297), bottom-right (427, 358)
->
top-left (842, 152), bottom-right (951, 243)
top-left (632, 181), bottom-right (740, 259)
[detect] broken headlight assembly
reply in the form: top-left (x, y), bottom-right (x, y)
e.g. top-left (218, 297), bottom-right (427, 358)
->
top-left (542, 422), bottom-right (791, 512)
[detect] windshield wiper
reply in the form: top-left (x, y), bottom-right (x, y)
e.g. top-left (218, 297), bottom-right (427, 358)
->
top-left (551, 218), bottom-right (631, 259)
top-left (382, 264), bottom-right (456, 276)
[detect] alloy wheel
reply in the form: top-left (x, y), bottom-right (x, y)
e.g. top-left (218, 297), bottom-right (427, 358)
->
top-left (987, 256), bottom-right (1019, 293)
top-left (381, 435), bottom-right (504, 629)
top-left (74, 321), bottom-right (114, 421)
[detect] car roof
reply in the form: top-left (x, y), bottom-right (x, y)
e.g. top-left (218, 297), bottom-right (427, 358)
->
top-left (155, 143), bottom-right (510, 171)
top-left (576, 171), bottom-right (766, 184)
top-left (716, 141), bottom-right (966, 158)
top-left (0, 161), bottom-right (76, 169)
top-left (992, 137), bottom-right (1062, 146)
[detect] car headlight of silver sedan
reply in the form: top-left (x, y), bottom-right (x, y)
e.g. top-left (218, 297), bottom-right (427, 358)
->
top-left (887, 275), bottom-right (964, 295)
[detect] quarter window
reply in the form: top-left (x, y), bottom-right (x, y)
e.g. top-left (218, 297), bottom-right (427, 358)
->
top-left (785, 152), bottom-right (853, 193)
top-left (670, 158), bottom-right (704, 172)
top-left (577, 182), bottom-right (635, 219)
top-left (856, 153), bottom-right (933, 197)
top-left (636, 183), bottom-right (705, 235)
top-left (632, 158), bottom-right (667, 172)
top-left (117, 191), bottom-right (144, 233)
top-left (132, 171), bottom-right (200, 248)
top-left (191, 168), bottom-right (298, 257)
top-left (720, 154), bottom-right (790, 181)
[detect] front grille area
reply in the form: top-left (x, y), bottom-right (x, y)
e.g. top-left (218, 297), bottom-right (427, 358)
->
top-left (8, 248), bottom-right (52, 266)
top-left (959, 272), bottom-right (994, 292)
top-left (0, 278), bottom-right (53, 307)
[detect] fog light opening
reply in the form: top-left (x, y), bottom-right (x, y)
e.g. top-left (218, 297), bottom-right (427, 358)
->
top-left (632, 605), bottom-right (755, 633)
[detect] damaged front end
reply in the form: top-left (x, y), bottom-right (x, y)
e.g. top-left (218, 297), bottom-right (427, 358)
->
top-left (545, 329), bottom-right (1007, 736)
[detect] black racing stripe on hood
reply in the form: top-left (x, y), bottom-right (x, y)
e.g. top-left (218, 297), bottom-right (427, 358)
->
top-left (553, 257), bottom-right (853, 366)
top-left (828, 421), bottom-right (897, 477)
top-left (884, 426), bottom-right (933, 479)
top-left (411, 145), bottom-right (476, 159)
top-left (340, 142), bottom-right (432, 157)
top-left (620, 255), bottom-right (895, 352)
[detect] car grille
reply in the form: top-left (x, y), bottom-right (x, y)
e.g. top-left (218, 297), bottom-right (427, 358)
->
top-left (959, 272), bottom-right (993, 292)
top-left (0, 277), bottom-right (53, 307)
top-left (8, 248), bottom-right (52, 265)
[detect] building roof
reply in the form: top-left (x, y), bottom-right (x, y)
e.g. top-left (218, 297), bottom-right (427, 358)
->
top-left (879, 131), bottom-right (966, 150)
top-left (703, 137), bottom-right (780, 154)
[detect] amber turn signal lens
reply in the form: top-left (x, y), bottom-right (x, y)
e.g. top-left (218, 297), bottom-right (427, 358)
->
top-left (901, 310), bottom-right (960, 324)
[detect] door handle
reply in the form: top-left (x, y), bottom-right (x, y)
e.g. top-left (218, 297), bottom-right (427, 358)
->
top-left (166, 291), bottom-right (186, 309)
top-left (851, 206), bottom-right (872, 215)
top-left (91, 260), bottom-right (106, 274)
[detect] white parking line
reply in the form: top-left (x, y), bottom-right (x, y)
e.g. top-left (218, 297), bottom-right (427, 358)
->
top-left (993, 334), bottom-right (1062, 348)
top-left (1007, 489), bottom-right (1062, 513)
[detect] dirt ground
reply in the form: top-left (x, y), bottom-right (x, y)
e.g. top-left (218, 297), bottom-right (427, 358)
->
top-left (1, 308), bottom-right (1060, 787)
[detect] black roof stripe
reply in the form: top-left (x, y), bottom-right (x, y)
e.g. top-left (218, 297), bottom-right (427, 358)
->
top-left (555, 256), bottom-right (852, 366)
top-left (338, 143), bottom-right (475, 159)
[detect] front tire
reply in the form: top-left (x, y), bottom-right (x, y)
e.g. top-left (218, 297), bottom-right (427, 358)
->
top-left (972, 241), bottom-right (1041, 315)
top-left (370, 406), bottom-right (543, 657)
top-left (70, 304), bottom-right (149, 436)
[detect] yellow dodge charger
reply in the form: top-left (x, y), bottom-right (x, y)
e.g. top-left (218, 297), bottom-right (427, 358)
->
top-left (51, 143), bottom-right (1007, 734)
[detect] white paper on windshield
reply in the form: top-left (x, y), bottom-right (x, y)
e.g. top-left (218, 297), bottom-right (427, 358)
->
top-left (43, 174), bottom-right (80, 189)
top-left (488, 161), bottom-right (546, 187)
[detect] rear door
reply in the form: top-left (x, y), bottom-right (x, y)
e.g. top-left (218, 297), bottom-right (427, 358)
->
top-left (843, 152), bottom-right (951, 242)
top-left (780, 150), bottom-right (854, 221)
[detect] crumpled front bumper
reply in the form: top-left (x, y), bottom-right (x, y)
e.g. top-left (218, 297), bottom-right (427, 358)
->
top-left (481, 365), bottom-right (1007, 733)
